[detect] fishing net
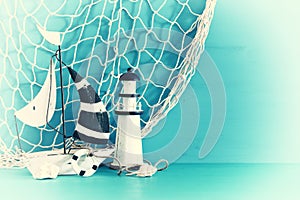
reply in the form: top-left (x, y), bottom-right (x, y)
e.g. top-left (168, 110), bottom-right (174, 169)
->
top-left (0, 0), bottom-right (216, 168)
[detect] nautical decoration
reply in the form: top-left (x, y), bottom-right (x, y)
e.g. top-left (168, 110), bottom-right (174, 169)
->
top-left (37, 25), bottom-right (61, 46)
top-left (15, 25), bottom-right (61, 127)
top-left (71, 149), bottom-right (98, 177)
top-left (26, 147), bottom-right (115, 178)
top-left (67, 67), bottom-right (110, 144)
top-left (126, 163), bottom-right (157, 177)
top-left (27, 149), bottom-right (75, 178)
top-left (15, 58), bottom-right (56, 127)
top-left (125, 159), bottom-right (169, 177)
top-left (27, 161), bottom-right (60, 180)
top-left (1, 0), bottom-right (217, 169)
top-left (112, 68), bottom-right (144, 167)
top-left (36, 24), bottom-right (68, 153)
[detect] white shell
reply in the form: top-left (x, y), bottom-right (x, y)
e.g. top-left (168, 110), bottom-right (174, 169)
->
top-left (126, 164), bottom-right (157, 177)
top-left (27, 162), bottom-right (60, 180)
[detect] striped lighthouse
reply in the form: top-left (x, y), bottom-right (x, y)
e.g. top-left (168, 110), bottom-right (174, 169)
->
top-left (112, 68), bottom-right (143, 167)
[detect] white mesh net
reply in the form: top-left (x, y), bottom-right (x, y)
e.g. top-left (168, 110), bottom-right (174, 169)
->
top-left (0, 0), bottom-right (216, 168)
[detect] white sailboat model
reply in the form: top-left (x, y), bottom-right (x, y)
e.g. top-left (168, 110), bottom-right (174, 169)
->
top-left (15, 25), bottom-right (60, 128)
top-left (15, 25), bottom-right (115, 178)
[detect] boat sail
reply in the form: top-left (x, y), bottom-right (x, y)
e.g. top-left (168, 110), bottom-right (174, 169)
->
top-left (14, 58), bottom-right (56, 127)
top-left (15, 25), bottom-right (61, 127)
top-left (36, 25), bottom-right (61, 46)
top-left (67, 67), bottom-right (110, 144)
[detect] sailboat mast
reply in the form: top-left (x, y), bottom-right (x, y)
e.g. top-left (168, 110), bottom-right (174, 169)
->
top-left (58, 45), bottom-right (66, 154)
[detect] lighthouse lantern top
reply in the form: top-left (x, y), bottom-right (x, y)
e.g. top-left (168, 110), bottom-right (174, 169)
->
top-left (120, 68), bottom-right (140, 81)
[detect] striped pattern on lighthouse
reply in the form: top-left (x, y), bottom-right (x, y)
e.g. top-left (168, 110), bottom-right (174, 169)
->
top-left (67, 67), bottom-right (110, 144)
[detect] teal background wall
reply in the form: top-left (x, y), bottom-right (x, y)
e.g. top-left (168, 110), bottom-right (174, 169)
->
top-left (164, 0), bottom-right (300, 163)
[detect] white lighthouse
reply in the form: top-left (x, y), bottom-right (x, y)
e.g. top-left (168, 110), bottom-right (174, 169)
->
top-left (112, 68), bottom-right (143, 167)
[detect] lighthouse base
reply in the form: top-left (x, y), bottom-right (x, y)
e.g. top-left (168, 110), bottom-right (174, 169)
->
top-left (112, 115), bottom-right (143, 167)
